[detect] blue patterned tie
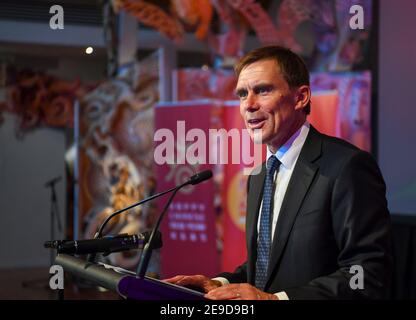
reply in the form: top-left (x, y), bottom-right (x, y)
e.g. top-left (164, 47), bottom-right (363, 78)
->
top-left (255, 155), bottom-right (280, 290)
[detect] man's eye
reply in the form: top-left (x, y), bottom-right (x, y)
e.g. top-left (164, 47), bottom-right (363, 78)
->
top-left (256, 86), bottom-right (272, 94)
top-left (236, 90), bottom-right (248, 99)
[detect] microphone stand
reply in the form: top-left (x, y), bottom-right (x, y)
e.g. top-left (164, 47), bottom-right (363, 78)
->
top-left (49, 179), bottom-right (63, 267)
top-left (22, 176), bottom-right (63, 300)
top-left (136, 170), bottom-right (212, 278)
top-left (136, 187), bottom-right (181, 278)
top-left (92, 170), bottom-right (211, 246)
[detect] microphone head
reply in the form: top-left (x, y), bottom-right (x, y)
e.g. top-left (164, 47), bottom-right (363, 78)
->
top-left (188, 170), bottom-right (213, 185)
top-left (44, 240), bottom-right (56, 249)
top-left (143, 230), bottom-right (163, 250)
top-left (44, 240), bottom-right (65, 249)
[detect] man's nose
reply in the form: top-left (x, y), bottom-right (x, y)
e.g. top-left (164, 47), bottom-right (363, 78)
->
top-left (244, 92), bottom-right (260, 112)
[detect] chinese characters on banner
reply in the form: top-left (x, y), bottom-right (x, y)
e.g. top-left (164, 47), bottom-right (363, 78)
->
top-left (154, 102), bottom-right (219, 278)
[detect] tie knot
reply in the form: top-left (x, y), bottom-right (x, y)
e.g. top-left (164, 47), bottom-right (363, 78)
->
top-left (266, 156), bottom-right (280, 175)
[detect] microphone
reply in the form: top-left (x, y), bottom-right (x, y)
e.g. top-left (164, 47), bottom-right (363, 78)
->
top-left (94, 170), bottom-right (213, 240)
top-left (45, 231), bottom-right (162, 255)
top-left (87, 169), bottom-right (213, 265)
top-left (187, 170), bottom-right (213, 185)
top-left (136, 169), bottom-right (213, 278)
top-left (44, 176), bottom-right (62, 188)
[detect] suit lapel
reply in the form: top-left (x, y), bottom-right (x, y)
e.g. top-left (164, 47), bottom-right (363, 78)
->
top-left (246, 163), bottom-right (266, 284)
top-left (266, 126), bottom-right (322, 286)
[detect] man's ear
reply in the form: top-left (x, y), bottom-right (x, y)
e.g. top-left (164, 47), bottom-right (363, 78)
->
top-left (294, 85), bottom-right (311, 111)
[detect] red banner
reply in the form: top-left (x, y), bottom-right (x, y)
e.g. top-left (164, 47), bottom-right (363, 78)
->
top-left (154, 101), bottom-right (219, 278)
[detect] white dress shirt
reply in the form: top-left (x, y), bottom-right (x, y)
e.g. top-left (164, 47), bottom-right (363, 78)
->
top-left (214, 121), bottom-right (310, 300)
top-left (259, 121), bottom-right (310, 243)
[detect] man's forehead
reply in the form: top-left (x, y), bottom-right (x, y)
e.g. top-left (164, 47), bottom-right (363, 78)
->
top-left (236, 59), bottom-right (282, 88)
top-left (240, 59), bottom-right (279, 73)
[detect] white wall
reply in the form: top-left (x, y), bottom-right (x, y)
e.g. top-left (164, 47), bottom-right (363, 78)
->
top-left (379, 0), bottom-right (416, 214)
top-left (0, 112), bottom-right (66, 268)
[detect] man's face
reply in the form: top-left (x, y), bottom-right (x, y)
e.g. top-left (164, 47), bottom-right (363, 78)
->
top-left (236, 59), bottom-right (306, 152)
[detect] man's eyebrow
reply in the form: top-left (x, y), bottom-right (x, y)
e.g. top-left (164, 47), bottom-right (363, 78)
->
top-left (253, 83), bottom-right (274, 90)
top-left (234, 82), bottom-right (275, 96)
top-left (234, 88), bottom-right (247, 96)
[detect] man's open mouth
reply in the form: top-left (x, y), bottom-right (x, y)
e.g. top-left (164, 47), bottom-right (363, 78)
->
top-left (247, 118), bottom-right (266, 129)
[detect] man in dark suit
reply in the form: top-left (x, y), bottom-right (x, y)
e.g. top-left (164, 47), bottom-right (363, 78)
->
top-left (165, 46), bottom-right (393, 300)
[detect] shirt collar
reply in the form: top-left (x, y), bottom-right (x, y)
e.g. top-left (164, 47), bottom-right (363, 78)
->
top-left (266, 121), bottom-right (310, 170)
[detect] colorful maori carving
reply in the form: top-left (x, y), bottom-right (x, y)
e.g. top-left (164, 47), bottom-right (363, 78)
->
top-left (0, 69), bottom-right (93, 137)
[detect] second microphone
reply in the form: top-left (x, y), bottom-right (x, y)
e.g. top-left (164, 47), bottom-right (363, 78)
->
top-left (44, 231), bottom-right (162, 255)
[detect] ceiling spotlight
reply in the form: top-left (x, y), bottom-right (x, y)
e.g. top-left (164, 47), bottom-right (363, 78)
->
top-left (85, 47), bottom-right (93, 55)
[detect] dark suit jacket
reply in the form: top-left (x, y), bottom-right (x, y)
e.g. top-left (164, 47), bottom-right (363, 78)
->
top-left (218, 126), bottom-right (393, 299)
